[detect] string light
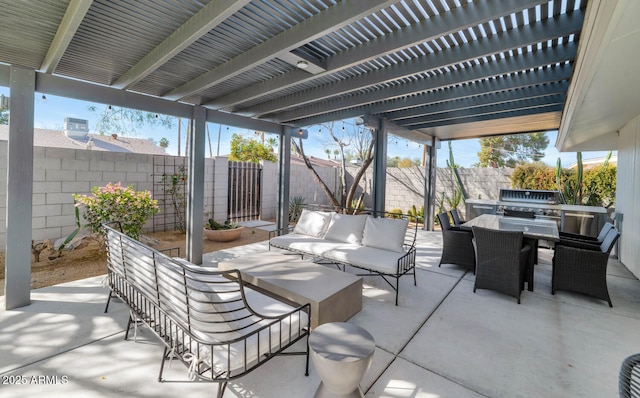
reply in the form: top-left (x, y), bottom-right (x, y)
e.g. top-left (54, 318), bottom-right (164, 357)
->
top-left (41, 94), bottom-right (47, 102)
top-left (155, 114), bottom-right (159, 119)
top-left (107, 105), bottom-right (112, 111)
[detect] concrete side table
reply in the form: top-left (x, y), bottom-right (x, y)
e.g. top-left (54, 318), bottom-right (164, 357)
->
top-left (309, 322), bottom-right (375, 398)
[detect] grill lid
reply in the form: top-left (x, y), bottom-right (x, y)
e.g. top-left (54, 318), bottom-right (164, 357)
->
top-left (499, 189), bottom-right (560, 205)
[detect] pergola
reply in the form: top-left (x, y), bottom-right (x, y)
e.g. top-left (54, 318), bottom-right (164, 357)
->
top-left (1, 0), bottom-right (588, 309)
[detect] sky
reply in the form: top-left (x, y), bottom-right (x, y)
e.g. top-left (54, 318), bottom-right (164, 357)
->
top-left (0, 87), bottom-right (614, 168)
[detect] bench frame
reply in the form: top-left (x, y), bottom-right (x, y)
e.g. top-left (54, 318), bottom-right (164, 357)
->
top-left (104, 224), bottom-right (311, 397)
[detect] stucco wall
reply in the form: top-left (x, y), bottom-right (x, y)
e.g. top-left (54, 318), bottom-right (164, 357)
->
top-left (616, 114), bottom-right (640, 279)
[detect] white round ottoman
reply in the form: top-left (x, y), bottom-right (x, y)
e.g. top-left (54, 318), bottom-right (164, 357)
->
top-left (309, 322), bottom-right (375, 398)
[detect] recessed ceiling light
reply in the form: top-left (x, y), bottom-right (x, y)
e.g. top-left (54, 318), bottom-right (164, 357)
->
top-left (297, 60), bottom-right (309, 69)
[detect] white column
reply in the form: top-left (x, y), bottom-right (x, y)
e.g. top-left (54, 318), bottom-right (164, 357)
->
top-left (372, 119), bottom-right (387, 215)
top-left (4, 66), bottom-right (35, 309)
top-left (277, 129), bottom-right (291, 231)
top-left (186, 106), bottom-right (206, 265)
top-left (423, 137), bottom-right (438, 231)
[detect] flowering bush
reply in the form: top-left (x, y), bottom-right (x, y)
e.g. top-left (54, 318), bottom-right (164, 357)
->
top-left (74, 182), bottom-right (160, 240)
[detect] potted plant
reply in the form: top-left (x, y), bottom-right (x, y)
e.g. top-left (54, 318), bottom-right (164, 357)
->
top-left (203, 219), bottom-right (244, 242)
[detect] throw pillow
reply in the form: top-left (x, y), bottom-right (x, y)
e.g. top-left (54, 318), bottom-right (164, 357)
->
top-left (362, 216), bottom-right (408, 252)
top-left (293, 209), bottom-right (333, 237)
top-left (323, 214), bottom-right (368, 244)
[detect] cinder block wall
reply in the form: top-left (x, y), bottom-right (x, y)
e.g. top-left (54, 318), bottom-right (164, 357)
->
top-left (0, 143), bottom-right (217, 248)
top-left (348, 164), bottom-right (514, 218)
top-left (0, 140), bottom-right (514, 248)
top-left (287, 163), bottom-right (338, 206)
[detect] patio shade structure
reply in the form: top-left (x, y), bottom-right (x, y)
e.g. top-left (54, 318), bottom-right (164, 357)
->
top-left (0, 0), bottom-right (589, 309)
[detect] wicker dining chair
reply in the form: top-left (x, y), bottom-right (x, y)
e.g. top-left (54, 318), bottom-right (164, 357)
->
top-left (437, 212), bottom-right (475, 273)
top-left (559, 221), bottom-right (614, 247)
top-left (450, 208), bottom-right (465, 227)
top-left (503, 209), bottom-right (536, 218)
top-left (620, 353), bottom-right (640, 397)
top-left (502, 208), bottom-right (538, 286)
top-left (471, 226), bottom-right (531, 304)
top-left (552, 227), bottom-right (620, 307)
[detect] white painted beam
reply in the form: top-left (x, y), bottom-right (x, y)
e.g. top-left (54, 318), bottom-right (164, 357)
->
top-left (207, 0), bottom-right (548, 110)
top-left (111, 0), bottom-right (250, 89)
top-left (40, 0), bottom-right (93, 74)
top-left (246, 11), bottom-right (583, 117)
top-left (163, 0), bottom-right (396, 101)
top-left (390, 83), bottom-right (568, 123)
top-left (275, 45), bottom-right (577, 125)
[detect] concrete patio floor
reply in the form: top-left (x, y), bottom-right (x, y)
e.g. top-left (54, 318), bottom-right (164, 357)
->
top-left (1, 230), bottom-right (639, 397)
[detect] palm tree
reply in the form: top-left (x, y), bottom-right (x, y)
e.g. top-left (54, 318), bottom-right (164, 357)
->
top-left (325, 148), bottom-right (331, 159)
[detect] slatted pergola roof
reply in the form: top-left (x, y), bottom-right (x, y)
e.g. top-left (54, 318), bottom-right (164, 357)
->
top-left (0, 0), bottom-right (587, 142)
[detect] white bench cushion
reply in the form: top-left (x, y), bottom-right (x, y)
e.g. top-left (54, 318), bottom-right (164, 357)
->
top-left (270, 233), bottom-right (343, 256)
top-left (362, 216), bottom-right (408, 253)
top-left (293, 209), bottom-right (334, 237)
top-left (324, 214), bottom-right (368, 244)
top-left (323, 245), bottom-right (407, 274)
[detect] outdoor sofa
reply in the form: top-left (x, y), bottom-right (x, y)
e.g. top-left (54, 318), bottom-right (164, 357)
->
top-left (269, 207), bottom-right (417, 305)
top-left (103, 224), bottom-right (310, 398)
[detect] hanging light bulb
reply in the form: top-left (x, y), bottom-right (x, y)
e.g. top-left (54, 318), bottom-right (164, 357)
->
top-left (41, 94), bottom-right (47, 102)
top-left (155, 114), bottom-right (159, 119)
top-left (107, 105), bottom-right (112, 111)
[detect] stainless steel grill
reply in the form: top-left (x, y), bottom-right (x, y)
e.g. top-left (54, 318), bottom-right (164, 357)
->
top-left (497, 189), bottom-right (608, 237)
top-left (497, 189), bottom-right (561, 220)
top-left (466, 189), bottom-right (607, 238)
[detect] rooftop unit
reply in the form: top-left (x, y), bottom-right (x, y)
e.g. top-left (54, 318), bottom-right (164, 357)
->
top-left (64, 117), bottom-right (89, 140)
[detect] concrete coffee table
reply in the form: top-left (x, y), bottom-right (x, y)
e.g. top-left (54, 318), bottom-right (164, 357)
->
top-left (217, 252), bottom-right (362, 328)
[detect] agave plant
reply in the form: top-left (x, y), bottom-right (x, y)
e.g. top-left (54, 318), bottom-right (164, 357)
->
top-left (288, 195), bottom-right (306, 223)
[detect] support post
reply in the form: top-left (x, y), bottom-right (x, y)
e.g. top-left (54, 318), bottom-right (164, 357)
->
top-left (277, 129), bottom-right (292, 232)
top-left (186, 106), bottom-right (206, 264)
top-left (372, 119), bottom-right (388, 215)
top-left (424, 136), bottom-right (438, 231)
top-left (4, 66), bottom-right (35, 309)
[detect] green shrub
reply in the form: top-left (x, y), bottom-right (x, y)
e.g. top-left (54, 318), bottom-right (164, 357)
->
top-left (74, 182), bottom-right (159, 240)
top-left (510, 162), bottom-right (559, 190)
top-left (510, 160), bottom-right (616, 208)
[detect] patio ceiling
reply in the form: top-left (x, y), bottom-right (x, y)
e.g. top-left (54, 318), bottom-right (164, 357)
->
top-left (0, 0), bottom-right (586, 143)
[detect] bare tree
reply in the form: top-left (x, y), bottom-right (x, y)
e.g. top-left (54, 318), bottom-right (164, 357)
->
top-left (292, 121), bottom-right (375, 209)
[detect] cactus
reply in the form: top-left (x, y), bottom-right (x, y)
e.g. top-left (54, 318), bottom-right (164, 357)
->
top-left (407, 204), bottom-right (424, 223)
top-left (388, 208), bottom-right (403, 219)
top-left (556, 152), bottom-right (583, 205)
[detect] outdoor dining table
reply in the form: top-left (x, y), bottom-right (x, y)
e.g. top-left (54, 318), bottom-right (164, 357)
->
top-left (459, 214), bottom-right (560, 291)
top-left (460, 214), bottom-right (560, 241)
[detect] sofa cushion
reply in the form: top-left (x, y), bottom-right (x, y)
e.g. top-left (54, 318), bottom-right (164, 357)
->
top-left (362, 216), bottom-right (408, 253)
top-left (270, 233), bottom-right (345, 256)
top-left (323, 245), bottom-right (407, 274)
top-left (323, 214), bottom-right (368, 244)
top-left (293, 209), bottom-right (333, 237)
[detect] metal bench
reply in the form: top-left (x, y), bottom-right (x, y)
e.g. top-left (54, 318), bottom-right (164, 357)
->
top-left (103, 224), bottom-right (311, 397)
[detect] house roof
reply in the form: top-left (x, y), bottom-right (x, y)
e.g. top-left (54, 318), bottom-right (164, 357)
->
top-left (0, 125), bottom-right (167, 155)
top-left (290, 154), bottom-right (338, 168)
top-left (0, 0), bottom-right (587, 144)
